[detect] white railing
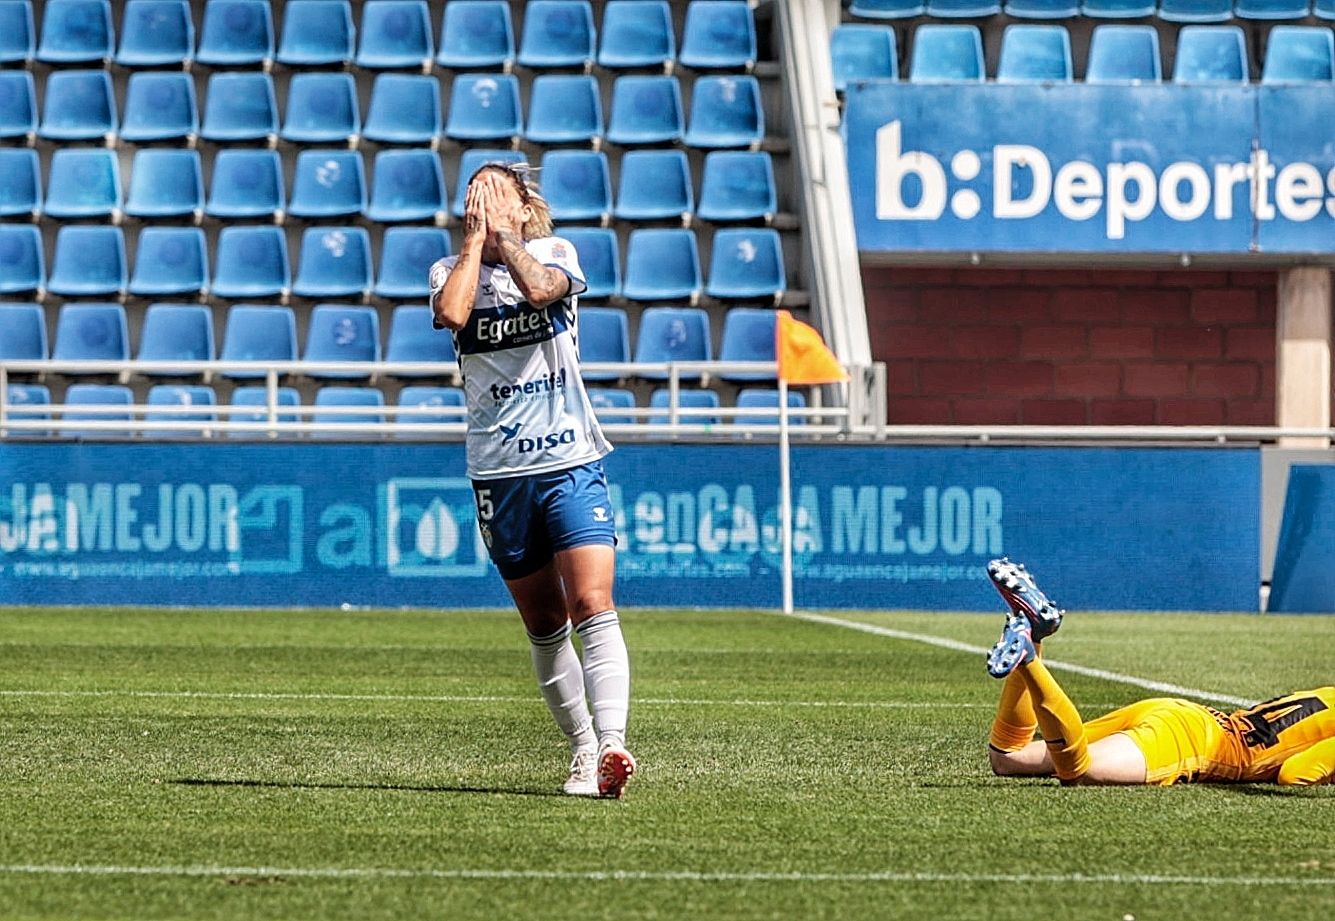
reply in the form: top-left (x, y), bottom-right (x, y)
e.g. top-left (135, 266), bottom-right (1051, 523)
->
top-left (0, 359), bottom-right (888, 440)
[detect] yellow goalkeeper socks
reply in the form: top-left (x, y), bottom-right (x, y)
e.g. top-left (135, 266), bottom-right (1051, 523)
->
top-left (989, 669), bottom-right (1038, 752)
top-left (1017, 658), bottom-right (1091, 782)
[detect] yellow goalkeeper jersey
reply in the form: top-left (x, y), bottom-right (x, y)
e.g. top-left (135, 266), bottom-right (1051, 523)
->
top-left (1218, 686), bottom-right (1335, 785)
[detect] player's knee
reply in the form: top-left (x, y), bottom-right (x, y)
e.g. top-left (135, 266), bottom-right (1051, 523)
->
top-left (567, 592), bottom-right (614, 624)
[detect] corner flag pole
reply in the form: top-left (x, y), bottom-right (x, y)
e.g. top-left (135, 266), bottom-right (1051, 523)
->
top-left (778, 376), bottom-right (794, 614)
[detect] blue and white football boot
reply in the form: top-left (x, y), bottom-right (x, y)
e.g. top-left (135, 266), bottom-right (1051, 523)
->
top-left (986, 558), bottom-right (1064, 641)
top-left (986, 613), bottom-right (1037, 678)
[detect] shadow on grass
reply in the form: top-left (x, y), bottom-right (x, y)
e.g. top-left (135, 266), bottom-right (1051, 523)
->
top-left (170, 778), bottom-right (569, 798)
top-left (1202, 783), bottom-right (1333, 798)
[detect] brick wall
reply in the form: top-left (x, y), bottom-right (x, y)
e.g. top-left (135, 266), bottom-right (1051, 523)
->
top-left (864, 268), bottom-right (1278, 426)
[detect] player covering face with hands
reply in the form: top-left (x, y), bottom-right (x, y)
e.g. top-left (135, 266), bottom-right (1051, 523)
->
top-left (984, 559), bottom-right (1335, 786)
top-left (430, 164), bottom-right (635, 798)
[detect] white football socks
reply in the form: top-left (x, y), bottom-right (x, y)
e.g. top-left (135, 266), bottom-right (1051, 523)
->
top-left (574, 610), bottom-right (631, 751)
top-left (527, 622), bottom-right (597, 752)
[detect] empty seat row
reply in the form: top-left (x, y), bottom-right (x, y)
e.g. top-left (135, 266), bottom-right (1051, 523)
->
top-left (833, 22), bottom-right (1335, 83)
top-left (589, 387), bottom-right (810, 426)
top-left (848, 0), bottom-right (1335, 21)
top-left (0, 0), bottom-right (757, 72)
top-left (0, 223), bottom-right (787, 303)
top-left (0, 69), bottom-right (766, 149)
top-left (0, 146), bottom-right (778, 227)
top-left (0, 302), bottom-right (788, 384)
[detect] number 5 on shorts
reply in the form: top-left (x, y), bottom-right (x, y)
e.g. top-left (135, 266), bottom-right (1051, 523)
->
top-left (474, 487), bottom-right (494, 521)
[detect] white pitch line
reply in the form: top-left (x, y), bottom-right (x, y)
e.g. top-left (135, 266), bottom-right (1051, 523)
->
top-left (0, 864), bottom-right (1330, 887)
top-left (777, 610), bottom-right (1256, 708)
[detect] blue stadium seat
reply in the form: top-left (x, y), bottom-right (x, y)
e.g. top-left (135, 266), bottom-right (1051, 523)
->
top-left (119, 71), bottom-right (197, 143)
top-left (53, 303), bottom-right (129, 365)
top-left (219, 305), bottom-right (297, 378)
top-left (634, 309), bottom-right (710, 381)
top-left (517, 0), bottom-right (596, 69)
top-left (4, 384), bottom-right (51, 434)
top-left (291, 227), bottom-right (374, 300)
top-left (849, 0), bottom-right (925, 17)
top-left (356, 0), bottom-right (433, 69)
top-left (125, 149), bottom-right (203, 219)
top-left (599, 1), bottom-right (674, 69)
top-left (445, 73), bottom-right (522, 142)
top-left (206, 149), bottom-right (284, 220)
top-left (129, 227), bottom-right (207, 298)
top-left (1237, 0), bottom-right (1310, 16)
top-left (282, 72), bottom-right (360, 144)
top-left (997, 24), bottom-right (1073, 82)
top-left (718, 307), bottom-right (776, 381)
top-left (116, 0), bottom-right (192, 66)
top-left (367, 149), bottom-right (447, 223)
top-left (63, 384), bottom-right (133, 437)
top-left (37, 0), bottom-right (113, 63)
top-left (288, 149), bottom-right (367, 220)
top-left (229, 386), bottom-right (300, 434)
top-left (0, 1), bottom-right (36, 64)
top-left (196, 0), bottom-right (274, 67)
top-left (697, 151), bottom-right (777, 222)
top-left (200, 72), bottom-right (278, 142)
top-left (39, 69), bottom-right (116, 141)
top-left (684, 75), bottom-right (763, 148)
top-left (0, 225), bottom-right (45, 295)
top-left (925, 0), bottom-right (1004, 16)
top-left (707, 228), bottom-right (785, 302)
top-left (649, 387), bottom-right (719, 425)
top-left (1173, 26), bottom-right (1248, 81)
top-left (0, 72), bottom-right (37, 140)
top-left (680, 1), bottom-right (756, 69)
top-left (452, 148), bottom-right (525, 217)
top-left (1005, 0), bottom-right (1081, 18)
top-left (526, 74), bottom-right (603, 144)
top-left (0, 148), bottom-right (41, 219)
top-left (606, 75), bottom-right (684, 145)
top-left (831, 25), bottom-right (899, 93)
top-left (1262, 25), bottom-right (1334, 80)
top-left (1318, 0), bottom-right (1335, 18)
top-left (48, 227), bottom-right (126, 298)
top-left (0, 303), bottom-right (47, 359)
top-left (577, 306), bottom-right (630, 381)
top-left (587, 387), bottom-right (636, 424)
top-left (303, 305), bottom-right (380, 380)
top-left (277, 0), bottom-right (354, 66)
top-left (212, 226), bottom-right (289, 299)
top-left (1081, 0), bottom-right (1158, 16)
top-left (541, 150), bottom-right (612, 223)
top-left (1086, 25), bottom-right (1162, 82)
top-left (735, 388), bottom-right (807, 426)
top-left (615, 149), bottom-right (693, 222)
top-left (436, 0), bottom-right (514, 69)
top-left (624, 229), bottom-right (702, 303)
top-left (145, 384), bottom-right (216, 437)
top-left (396, 386), bottom-right (466, 427)
top-left (363, 74), bottom-right (441, 145)
top-left (559, 227), bottom-right (620, 299)
top-left (136, 303), bottom-right (215, 375)
top-left (313, 387), bottom-right (385, 432)
top-left (909, 25), bottom-right (985, 82)
top-left (375, 228), bottom-right (452, 300)
top-left (384, 304), bottom-right (458, 373)
top-left (1159, 0), bottom-right (1234, 21)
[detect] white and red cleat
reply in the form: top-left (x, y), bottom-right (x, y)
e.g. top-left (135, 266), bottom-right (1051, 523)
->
top-left (596, 746), bottom-right (636, 799)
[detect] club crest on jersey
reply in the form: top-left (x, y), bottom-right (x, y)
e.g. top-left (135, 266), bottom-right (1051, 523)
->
top-left (429, 263), bottom-right (448, 290)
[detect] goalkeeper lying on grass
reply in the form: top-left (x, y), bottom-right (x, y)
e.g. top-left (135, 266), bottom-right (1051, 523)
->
top-left (983, 559), bottom-right (1334, 787)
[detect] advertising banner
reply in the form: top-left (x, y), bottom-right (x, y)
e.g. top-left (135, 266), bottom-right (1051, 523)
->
top-left (0, 444), bottom-right (1259, 611)
top-left (844, 84), bottom-right (1335, 256)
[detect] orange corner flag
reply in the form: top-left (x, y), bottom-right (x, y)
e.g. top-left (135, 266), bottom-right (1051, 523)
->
top-left (776, 311), bottom-right (848, 385)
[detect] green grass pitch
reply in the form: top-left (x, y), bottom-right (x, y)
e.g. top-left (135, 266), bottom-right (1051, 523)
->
top-left (0, 606), bottom-right (1331, 921)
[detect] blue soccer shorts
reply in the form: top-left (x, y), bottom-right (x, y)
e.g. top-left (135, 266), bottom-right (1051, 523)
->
top-left (471, 459), bottom-right (617, 581)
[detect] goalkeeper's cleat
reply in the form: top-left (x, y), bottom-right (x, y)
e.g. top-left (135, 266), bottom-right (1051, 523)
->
top-left (987, 613), bottom-right (1038, 679)
top-left (596, 745), bottom-right (636, 800)
top-left (564, 748), bottom-right (599, 797)
top-left (987, 557), bottom-right (1064, 641)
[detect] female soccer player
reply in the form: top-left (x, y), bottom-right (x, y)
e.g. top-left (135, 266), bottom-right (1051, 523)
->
top-left (429, 163), bottom-right (635, 798)
top-left (984, 558), bottom-right (1334, 786)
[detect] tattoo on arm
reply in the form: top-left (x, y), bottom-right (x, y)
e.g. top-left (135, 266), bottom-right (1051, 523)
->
top-left (496, 231), bottom-right (569, 306)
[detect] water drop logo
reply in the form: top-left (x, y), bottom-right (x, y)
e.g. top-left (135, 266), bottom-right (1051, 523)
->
top-left (384, 478), bottom-right (489, 577)
top-left (414, 498), bottom-right (459, 561)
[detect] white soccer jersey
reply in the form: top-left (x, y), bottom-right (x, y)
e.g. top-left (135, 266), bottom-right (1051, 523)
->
top-left (428, 236), bottom-right (612, 480)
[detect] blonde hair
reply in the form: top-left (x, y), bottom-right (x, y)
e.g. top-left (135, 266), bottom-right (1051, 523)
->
top-left (470, 161), bottom-right (554, 240)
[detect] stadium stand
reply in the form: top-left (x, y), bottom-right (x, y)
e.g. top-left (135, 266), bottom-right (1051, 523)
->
top-left (1173, 25), bottom-right (1249, 81)
top-left (525, 74), bottom-right (604, 145)
top-left (128, 227), bottom-right (208, 298)
top-left (384, 304), bottom-right (458, 374)
top-left (303, 305), bottom-right (381, 380)
top-left (684, 75), bottom-right (764, 148)
top-left (288, 150), bottom-right (368, 221)
top-left (375, 230), bottom-right (452, 300)
top-left (848, 0), bottom-right (926, 17)
top-left (119, 71), bottom-right (197, 143)
top-left (0, 71), bottom-right (38, 140)
top-left (633, 306), bottom-right (712, 379)
top-left (211, 226), bottom-right (289, 300)
top-left (136, 304), bottom-right (215, 376)
top-left (436, 0), bottom-right (515, 69)
top-left (0, 148), bottom-right (41, 219)
top-left (52, 303), bottom-right (130, 366)
top-left (195, 0), bottom-right (274, 68)
top-left (205, 149), bottom-right (284, 221)
top-left (0, 225), bottom-right (45, 295)
top-left (680, 1), bottom-right (758, 70)
top-left (39, 69), bottom-right (116, 141)
top-left (717, 307), bottom-right (778, 381)
top-left (115, 0), bottom-right (193, 67)
top-left (291, 227), bottom-right (374, 300)
top-left (44, 148), bottom-right (120, 221)
top-left (0, 1), bottom-right (36, 65)
top-left (363, 74), bottom-right (442, 145)
top-left (200, 72), bottom-right (278, 143)
top-left (356, 0), bottom-right (434, 70)
top-left (705, 228), bottom-right (786, 303)
top-left (614, 149), bottom-right (694, 223)
top-left (697, 151), bottom-right (778, 223)
top-left (445, 73), bottom-right (522, 142)
top-left (312, 386), bottom-right (386, 433)
top-left (996, 25), bottom-right (1074, 82)
top-left (735, 388), bottom-right (807, 426)
top-left (517, 0), bottom-right (597, 69)
top-left (541, 150), bottom-right (613, 224)
top-left (649, 387), bottom-right (720, 424)
top-left (144, 384), bottom-right (217, 438)
top-left (219, 305), bottom-right (298, 379)
top-left (124, 149), bottom-right (203, 220)
top-left (230, 386), bottom-right (301, 435)
top-left (598, 0), bottom-right (675, 69)
top-left (37, 0), bottom-right (114, 64)
top-left (396, 386), bottom-right (466, 427)
top-left (622, 229), bottom-right (703, 303)
top-left (276, 0), bottom-right (355, 67)
top-left (47, 227), bottom-right (126, 299)
top-left (282, 72), bottom-right (361, 144)
top-left (1085, 25), bottom-right (1163, 82)
top-left (575, 306), bottom-right (632, 382)
top-left (1261, 25), bottom-right (1335, 79)
top-left (0, 303), bottom-right (48, 361)
top-left (606, 75), bottom-right (684, 145)
top-left (587, 387), bottom-right (637, 424)
top-left (366, 150), bottom-right (448, 224)
top-left (63, 383), bottom-right (132, 437)
top-left (908, 25), bottom-right (985, 82)
top-left (830, 24), bottom-right (898, 92)
top-left (559, 226), bottom-right (622, 300)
